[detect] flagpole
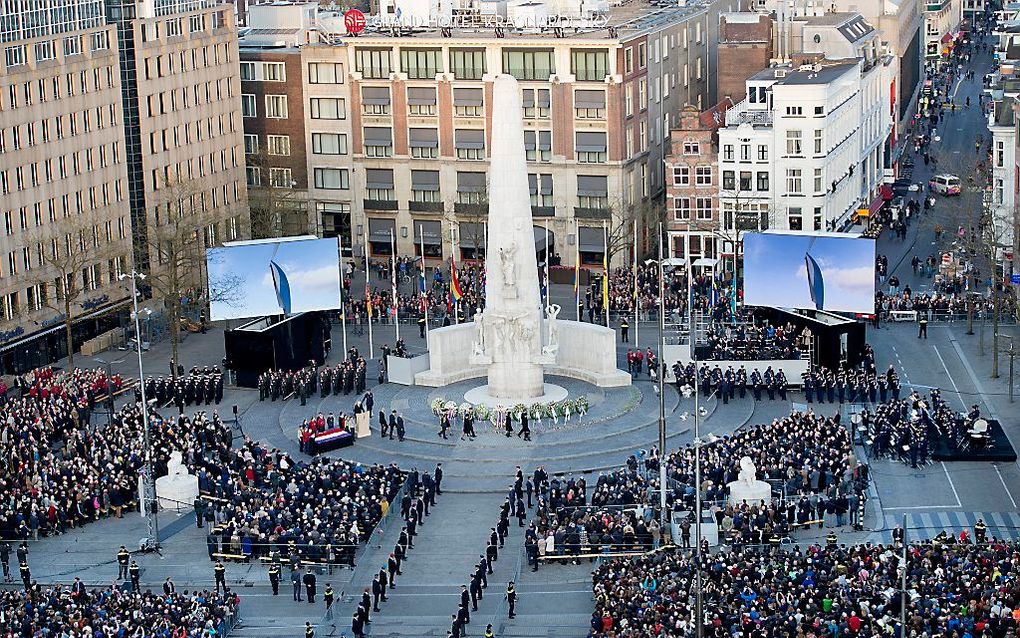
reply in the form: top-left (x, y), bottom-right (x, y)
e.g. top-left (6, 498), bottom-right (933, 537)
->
top-left (420, 224), bottom-right (430, 339)
top-left (543, 221), bottom-right (550, 309)
top-left (633, 220), bottom-right (639, 349)
top-left (339, 243), bottom-right (348, 356)
top-left (686, 222), bottom-right (694, 360)
top-left (390, 228), bottom-right (400, 342)
top-left (451, 224), bottom-right (459, 324)
top-left (575, 218), bottom-right (581, 321)
top-left (602, 219), bottom-right (609, 327)
top-left (363, 226), bottom-right (374, 359)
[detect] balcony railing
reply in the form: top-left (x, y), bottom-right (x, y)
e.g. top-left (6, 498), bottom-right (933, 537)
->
top-left (725, 99), bottom-right (774, 127)
top-left (363, 199), bottom-right (398, 211)
top-left (409, 201), bottom-right (444, 213)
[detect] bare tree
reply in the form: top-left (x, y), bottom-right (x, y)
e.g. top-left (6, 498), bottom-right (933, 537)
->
top-left (247, 150), bottom-right (309, 239)
top-left (29, 209), bottom-right (124, 366)
top-left (142, 174), bottom-right (245, 376)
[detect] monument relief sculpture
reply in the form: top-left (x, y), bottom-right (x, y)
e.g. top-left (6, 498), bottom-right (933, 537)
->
top-left (543, 304), bottom-right (561, 356)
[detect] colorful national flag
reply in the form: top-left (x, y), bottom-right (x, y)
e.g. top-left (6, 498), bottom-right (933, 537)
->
top-left (601, 244), bottom-right (609, 310)
top-left (365, 283), bottom-right (372, 318)
top-left (450, 260), bottom-right (464, 301)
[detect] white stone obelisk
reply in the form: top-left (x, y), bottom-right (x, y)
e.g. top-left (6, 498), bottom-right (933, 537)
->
top-left (478, 74), bottom-right (545, 399)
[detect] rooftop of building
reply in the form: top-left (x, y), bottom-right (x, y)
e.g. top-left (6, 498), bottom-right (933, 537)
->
top-left (243, 0), bottom-right (713, 44)
top-left (719, 11), bottom-right (771, 43)
top-left (747, 61), bottom-right (859, 85)
top-left (798, 12), bottom-right (876, 42)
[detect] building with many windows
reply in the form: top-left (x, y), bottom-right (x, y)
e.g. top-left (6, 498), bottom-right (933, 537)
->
top-left (242, 0), bottom-right (729, 266)
top-left (0, 0), bottom-right (133, 369)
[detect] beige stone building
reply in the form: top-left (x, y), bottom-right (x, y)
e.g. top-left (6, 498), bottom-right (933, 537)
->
top-left (107, 0), bottom-right (249, 272)
top-left (0, 1), bottom-right (133, 370)
top-left (244, 0), bottom-right (731, 267)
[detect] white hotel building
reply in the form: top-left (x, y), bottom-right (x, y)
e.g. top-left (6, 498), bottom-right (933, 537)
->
top-left (711, 14), bottom-right (894, 255)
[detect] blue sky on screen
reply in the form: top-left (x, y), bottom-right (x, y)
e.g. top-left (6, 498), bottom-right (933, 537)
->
top-left (743, 233), bottom-right (875, 314)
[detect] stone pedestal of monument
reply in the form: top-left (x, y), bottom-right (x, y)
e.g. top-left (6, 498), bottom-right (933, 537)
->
top-left (727, 456), bottom-right (773, 506)
top-left (155, 451), bottom-right (199, 511)
top-left (727, 479), bottom-right (772, 506)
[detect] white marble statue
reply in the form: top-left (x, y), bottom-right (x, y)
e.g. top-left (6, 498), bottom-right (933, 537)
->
top-left (472, 308), bottom-right (486, 356)
top-left (543, 304), bottom-right (561, 355)
top-left (499, 242), bottom-right (518, 288)
top-left (737, 456), bottom-right (757, 486)
top-left (155, 450), bottom-right (199, 510)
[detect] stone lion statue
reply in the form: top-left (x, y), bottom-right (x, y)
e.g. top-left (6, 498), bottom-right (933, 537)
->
top-left (737, 456), bottom-right (757, 486)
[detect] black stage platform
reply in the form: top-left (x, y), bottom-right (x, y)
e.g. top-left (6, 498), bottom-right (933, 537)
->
top-left (932, 419), bottom-right (1017, 462)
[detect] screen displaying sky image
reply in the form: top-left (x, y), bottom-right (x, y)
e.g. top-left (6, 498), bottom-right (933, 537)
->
top-left (743, 233), bottom-right (876, 314)
top-left (207, 237), bottom-right (341, 321)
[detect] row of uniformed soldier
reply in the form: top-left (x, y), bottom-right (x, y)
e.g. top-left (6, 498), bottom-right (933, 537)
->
top-left (317, 359), bottom-right (368, 398)
top-left (145, 369), bottom-right (223, 407)
top-left (803, 366), bottom-right (901, 404)
top-left (257, 368), bottom-right (315, 402)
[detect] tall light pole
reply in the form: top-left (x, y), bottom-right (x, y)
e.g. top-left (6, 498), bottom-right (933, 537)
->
top-left (120, 270), bottom-right (160, 549)
top-left (657, 223), bottom-right (667, 533)
top-left (687, 222), bottom-right (703, 638)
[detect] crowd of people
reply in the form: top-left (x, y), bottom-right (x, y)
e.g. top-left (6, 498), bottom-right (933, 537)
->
top-left (199, 442), bottom-right (404, 566)
top-left (145, 367), bottom-right (223, 409)
top-left (671, 361), bottom-right (791, 403)
top-left (0, 367), bottom-right (227, 540)
top-left (531, 408), bottom-right (865, 559)
top-left (0, 583), bottom-right (240, 638)
top-left (589, 534), bottom-right (1020, 638)
top-left (802, 364), bottom-right (901, 405)
top-left (257, 350), bottom-right (369, 404)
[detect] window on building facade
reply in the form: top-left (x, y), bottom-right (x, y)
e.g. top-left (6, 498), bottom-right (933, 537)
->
top-left (243, 134), bottom-right (258, 154)
top-left (522, 88), bottom-right (550, 119)
top-left (311, 132), bottom-right (347, 155)
top-left (310, 97), bottom-right (345, 119)
top-left (240, 61), bottom-right (256, 81)
top-left (400, 49), bottom-right (443, 79)
top-left (449, 49), bottom-right (486, 80)
top-left (241, 94), bottom-right (256, 117)
top-left (308, 62), bottom-right (344, 84)
top-left (455, 129), bottom-right (485, 160)
top-left (785, 130), bottom-right (802, 155)
top-left (411, 170), bottom-right (441, 202)
top-left (361, 86), bottom-right (390, 115)
top-left (314, 167), bottom-right (349, 190)
top-left (814, 129), bottom-right (823, 155)
top-left (813, 168), bottom-right (823, 193)
top-left (453, 87), bottom-right (483, 116)
top-left (577, 175), bottom-right (608, 209)
top-left (570, 49), bottom-right (608, 81)
top-left (576, 132), bottom-right (607, 164)
top-left (756, 171), bottom-right (769, 191)
top-left (524, 130), bottom-right (552, 162)
top-left (456, 171), bottom-right (487, 204)
top-left (502, 49), bottom-right (555, 81)
top-left (695, 166), bottom-right (712, 186)
top-left (264, 94), bottom-right (287, 119)
top-left (364, 127), bottom-right (393, 157)
top-left (528, 173), bottom-right (553, 207)
top-left (355, 48), bottom-right (392, 79)
top-left (365, 169), bottom-right (395, 200)
top-left (788, 207), bottom-right (803, 230)
top-left (267, 135), bottom-right (290, 156)
top-left (674, 196), bottom-right (691, 220)
top-left (246, 166), bottom-right (260, 186)
top-left (409, 128), bottom-right (439, 158)
top-left (575, 89), bottom-right (606, 119)
top-left (722, 170), bottom-right (734, 191)
top-left (722, 144), bottom-right (733, 161)
top-left (262, 62), bottom-right (285, 81)
top-left (673, 166), bottom-right (690, 186)
top-left (739, 171), bottom-right (752, 191)
top-left (695, 197), bottom-right (712, 220)
top-left (996, 141), bottom-right (1005, 167)
top-left (269, 167), bottom-right (292, 187)
top-left (785, 106), bottom-right (803, 116)
top-left (757, 145), bottom-right (768, 161)
top-left (786, 168), bottom-right (802, 194)
top-left (407, 87), bottom-right (437, 116)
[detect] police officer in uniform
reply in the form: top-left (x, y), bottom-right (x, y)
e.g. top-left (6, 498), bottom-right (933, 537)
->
top-left (975, 518), bottom-right (988, 544)
top-left (265, 561), bottom-right (280, 595)
top-left (129, 560), bottom-right (141, 592)
top-left (117, 545), bottom-right (130, 579)
top-left (825, 531), bottom-right (838, 547)
top-left (214, 560), bottom-right (227, 594)
top-left (418, 314), bottom-right (427, 338)
top-left (506, 581), bottom-right (517, 619)
top-left (304, 621), bottom-right (315, 638)
top-left (750, 368), bottom-right (763, 401)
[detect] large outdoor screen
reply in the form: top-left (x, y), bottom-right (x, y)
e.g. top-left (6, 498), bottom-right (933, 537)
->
top-left (207, 237), bottom-right (341, 321)
top-left (743, 232), bottom-right (876, 314)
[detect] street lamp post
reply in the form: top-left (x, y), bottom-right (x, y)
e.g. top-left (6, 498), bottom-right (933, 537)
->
top-left (656, 224), bottom-right (668, 534)
top-left (120, 270), bottom-right (161, 550)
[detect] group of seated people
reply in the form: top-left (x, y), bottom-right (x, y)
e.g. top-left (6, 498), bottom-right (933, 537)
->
top-left (702, 319), bottom-right (808, 361)
top-left (589, 536), bottom-right (1020, 638)
top-left (196, 442), bottom-right (403, 565)
top-left (0, 367), bottom-right (226, 540)
top-left (1, 582), bottom-right (239, 638)
top-left (532, 409), bottom-right (865, 556)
